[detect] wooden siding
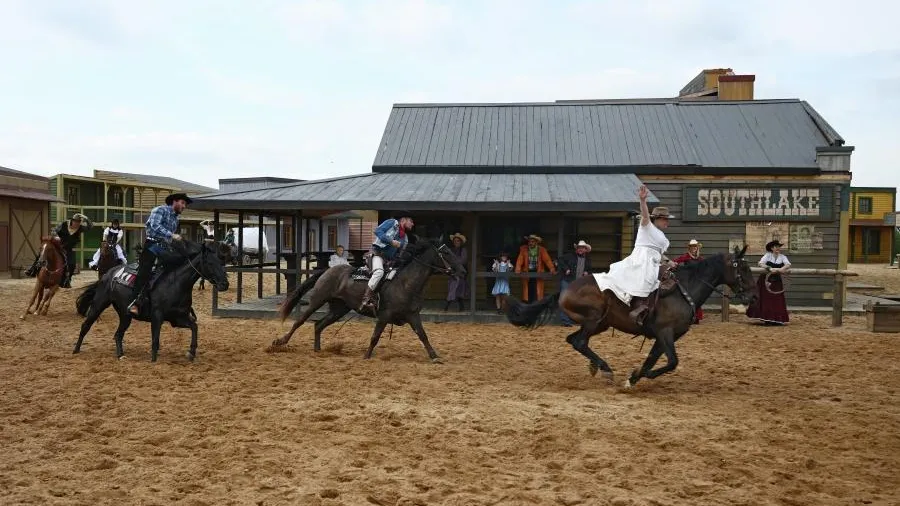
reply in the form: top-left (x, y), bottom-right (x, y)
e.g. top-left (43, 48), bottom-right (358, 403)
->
top-left (849, 226), bottom-right (894, 263)
top-left (645, 180), bottom-right (844, 307)
top-left (850, 190), bottom-right (895, 221)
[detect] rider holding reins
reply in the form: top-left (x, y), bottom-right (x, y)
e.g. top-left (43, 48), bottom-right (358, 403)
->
top-left (359, 211), bottom-right (415, 312)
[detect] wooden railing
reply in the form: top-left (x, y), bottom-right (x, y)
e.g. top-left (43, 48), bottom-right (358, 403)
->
top-left (720, 267), bottom-right (859, 327)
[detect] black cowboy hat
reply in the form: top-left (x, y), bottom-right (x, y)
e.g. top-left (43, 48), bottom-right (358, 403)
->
top-left (765, 240), bottom-right (784, 252)
top-left (165, 192), bottom-right (193, 205)
top-left (393, 210), bottom-right (413, 219)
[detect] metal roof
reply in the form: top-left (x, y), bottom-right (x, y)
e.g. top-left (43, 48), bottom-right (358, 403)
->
top-left (372, 99), bottom-right (845, 172)
top-left (190, 172), bottom-right (656, 212)
top-left (0, 165), bottom-right (49, 182)
top-left (0, 186), bottom-right (63, 202)
top-left (94, 170), bottom-right (217, 193)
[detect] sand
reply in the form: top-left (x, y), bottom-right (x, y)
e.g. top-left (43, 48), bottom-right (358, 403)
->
top-left (2, 271), bottom-right (900, 506)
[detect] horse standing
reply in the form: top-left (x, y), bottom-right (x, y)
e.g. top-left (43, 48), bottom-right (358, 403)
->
top-left (503, 248), bottom-right (757, 388)
top-left (73, 239), bottom-right (232, 362)
top-left (271, 235), bottom-right (466, 362)
top-left (20, 236), bottom-right (66, 319)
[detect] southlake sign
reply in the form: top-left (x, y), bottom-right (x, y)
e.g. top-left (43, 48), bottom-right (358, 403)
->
top-left (682, 185), bottom-right (833, 221)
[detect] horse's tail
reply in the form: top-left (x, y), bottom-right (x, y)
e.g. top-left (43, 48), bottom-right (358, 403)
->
top-left (278, 268), bottom-right (327, 322)
top-left (503, 292), bottom-right (561, 329)
top-left (76, 281), bottom-right (100, 317)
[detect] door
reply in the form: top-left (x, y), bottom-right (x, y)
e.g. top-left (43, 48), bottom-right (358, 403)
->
top-left (0, 224), bottom-right (9, 270)
top-left (10, 208), bottom-right (42, 268)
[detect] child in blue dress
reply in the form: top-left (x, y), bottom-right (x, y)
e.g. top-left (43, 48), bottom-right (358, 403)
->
top-left (491, 251), bottom-right (513, 313)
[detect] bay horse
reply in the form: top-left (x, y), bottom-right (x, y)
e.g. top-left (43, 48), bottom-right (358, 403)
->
top-left (20, 236), bottom-right (66, 319)
top-left (95, 239), bottom-right (120, 280)
top-left (270, 235), bottom-right (466, 362)
top-left (73, 239), bottom-right (233, 362)
top-left (503, 247), bottom-right (757, 388)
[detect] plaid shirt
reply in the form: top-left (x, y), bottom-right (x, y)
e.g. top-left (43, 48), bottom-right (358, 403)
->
top-left (145, 204), bottom-right (179, 242)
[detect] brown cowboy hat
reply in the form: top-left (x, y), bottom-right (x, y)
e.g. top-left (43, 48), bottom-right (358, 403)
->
top-left (449, 233), bottom-right (467, 244)
top-left (765, 240), bottom-right (784, 252)
top-left (165, 192), bottom-right (193, 206)
top-left (525, 234), bottom-right (543, 243)
top-left (650, 206), bottom-right (675, 219)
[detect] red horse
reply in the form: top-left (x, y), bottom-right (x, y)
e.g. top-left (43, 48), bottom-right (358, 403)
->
top-left (21, 236), bottom-right (66, 319)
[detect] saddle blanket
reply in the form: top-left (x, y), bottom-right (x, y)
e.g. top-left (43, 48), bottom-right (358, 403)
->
top-left (112, 263), bottom-right (161, 288)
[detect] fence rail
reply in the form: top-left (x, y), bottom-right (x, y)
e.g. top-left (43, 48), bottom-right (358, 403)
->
top-left (721, 267), bottom-right (858, 327)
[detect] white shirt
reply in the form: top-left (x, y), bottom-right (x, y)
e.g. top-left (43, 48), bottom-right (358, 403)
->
top-left (634, 222), bottom-right (670, 255)
top-left (758, 252), bottom-right (791, 267)
top-left (103, 227), bottom-right (124, 244)
top-left (329, 253), bottom-right (350, 267)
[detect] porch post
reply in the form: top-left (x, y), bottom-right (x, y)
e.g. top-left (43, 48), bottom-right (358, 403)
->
top-left (318, 217), bottom-right (324, 251)
top-left (470, 212), bottom-right (479, 317)
top-left (258, 211), bottom-right (264, 299)
top-left (294, 210), bottom-right (302, 288)
top-left (275, 214), bottom-right (282, 295)
top-left (237, 210), bottom-right (244, 304)
top-left (212, 209), bottom-right (219, 311)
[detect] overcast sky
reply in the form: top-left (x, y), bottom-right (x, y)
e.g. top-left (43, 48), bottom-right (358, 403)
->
top-left (1, 0), bottom-right (897, 204)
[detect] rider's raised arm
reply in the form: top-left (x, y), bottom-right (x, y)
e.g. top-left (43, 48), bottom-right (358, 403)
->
top-left (638, 185), bottom-right (650, 226)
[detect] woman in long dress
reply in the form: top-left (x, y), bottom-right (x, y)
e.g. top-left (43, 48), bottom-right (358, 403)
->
top-left (593, 185), bottom-right (672, 326)
top-left (445, 233), bottom-right (469, 311)
top-left (746, 240), bottom-right (791, 325)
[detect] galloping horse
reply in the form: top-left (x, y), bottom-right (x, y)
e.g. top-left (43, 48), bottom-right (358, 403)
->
top-left (74, 239), bottom-right (233, 362)
top-left (271, 235), bottom-right (466, 362)
top-left (95, 239), bottom-right (120, 279)
top-left (503, 247), bottom-right (757, 388)
top-left (20, 236), bottom-right (66, 319)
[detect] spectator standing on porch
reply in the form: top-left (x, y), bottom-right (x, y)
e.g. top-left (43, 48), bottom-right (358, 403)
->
top-left (445, 233), bottom-right (469, 311)
top-left (515, 234), bottom-right (556, 303)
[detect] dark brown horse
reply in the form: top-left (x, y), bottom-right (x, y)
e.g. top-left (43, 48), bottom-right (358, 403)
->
top-left (503, 247), bottom-right (757, 388)
top-left (21, 236), bottom-right (66, 319)
top-left (270, 235), bottom-right (466, 362)
top-left (96, 240), bottom-right (120, 279)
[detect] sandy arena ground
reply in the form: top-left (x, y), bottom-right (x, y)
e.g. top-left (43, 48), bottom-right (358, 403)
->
top-left (2, 266), bottom-right (900, 505)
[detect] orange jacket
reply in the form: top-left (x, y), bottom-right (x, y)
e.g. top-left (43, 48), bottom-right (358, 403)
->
top-left (515, 245), bottom-right (556, 300)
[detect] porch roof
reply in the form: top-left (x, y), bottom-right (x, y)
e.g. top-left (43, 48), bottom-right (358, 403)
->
top-left (190, 172), bottom-right (657, 212)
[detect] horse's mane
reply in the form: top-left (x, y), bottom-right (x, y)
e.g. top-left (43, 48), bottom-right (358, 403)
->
top-left (675, 252), bottom-right (726, 279)
top-left (392, 235), bottom-right (435, 268)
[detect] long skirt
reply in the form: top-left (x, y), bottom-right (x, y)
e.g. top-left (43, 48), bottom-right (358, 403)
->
top-left (593, 246), bottom-right (661, 305)
top-left (447, 276), bottom-right (469, 301)
top-left (746, 274), bottom-right (789, 324)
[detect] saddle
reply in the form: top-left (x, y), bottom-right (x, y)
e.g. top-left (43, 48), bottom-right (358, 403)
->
top-left (630, 264), bottom-right (692, 326)
top-left (350, 251), bottom-right (398, 283)
top-left (112, 263), bottom-right (164, 289)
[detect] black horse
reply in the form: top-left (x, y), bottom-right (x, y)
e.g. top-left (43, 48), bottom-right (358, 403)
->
top-left (503, 247), bottom-right (757, 388)
top-left (74, 239), bottom-right (232, 362)
top-left (271, 235), bottom-right (466, 362)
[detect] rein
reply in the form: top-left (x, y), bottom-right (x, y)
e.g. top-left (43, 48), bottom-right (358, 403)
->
top-left (407, 244), bottom-right (454, 275)
top-left (694, 256), bottom-right (748, 300)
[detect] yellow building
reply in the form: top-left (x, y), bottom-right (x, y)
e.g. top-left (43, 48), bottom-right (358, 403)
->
top-left (849, 187), bottom-right (897, 263)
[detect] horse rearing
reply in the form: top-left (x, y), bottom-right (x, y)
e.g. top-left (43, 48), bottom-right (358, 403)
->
top-left (96, 240), bottom-right (119, 279)
top-left (73, 239), bottom-right (233, 362)
top-left (503, 247), bottom-right (757, 388)
top-left (21, 236), bottom-right (66, 319)
top-left (271, 235), bottom-right (466, 362)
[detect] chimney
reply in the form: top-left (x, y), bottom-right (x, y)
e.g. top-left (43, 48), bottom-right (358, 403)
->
top-left (717, 74), bottom-right (755, 100)
top-left (678, 68), bottom-right (732, 97)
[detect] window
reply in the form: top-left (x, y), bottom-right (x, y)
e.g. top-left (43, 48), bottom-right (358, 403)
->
top-left (66, 185), bottom-right (80, 205)
top-left (863, 228), bottom-right (881, 255)
top-left (327, 226), bottom-right (338, 250)
top-left (858, 196), bottom-right (873, 214)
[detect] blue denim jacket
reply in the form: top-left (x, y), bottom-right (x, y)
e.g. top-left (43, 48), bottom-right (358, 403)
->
top-left (372, 219), bottom-right (408, 259)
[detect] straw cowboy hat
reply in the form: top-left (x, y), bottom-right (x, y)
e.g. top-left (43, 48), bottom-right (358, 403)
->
top-left (449, 233), bottom-right (467, 244)
top-left (650, 206), bottom-right (675, 219)
top-left (526, 234), bottom-right (543, 243)
top-left (165, 192), bottom-right (193, 205)
top-left (573, 240), bottom-right (592, 252)
top-left (688, 239), bottom-right (703, 248)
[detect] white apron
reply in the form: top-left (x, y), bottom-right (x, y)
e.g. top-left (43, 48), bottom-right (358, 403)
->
top-left (593, 222), bottom-right (669, 305)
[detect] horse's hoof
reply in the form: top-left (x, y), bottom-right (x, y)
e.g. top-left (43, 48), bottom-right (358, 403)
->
top-left (601, 370), bottom-right (614, 382)
top-left (186, 352), bottom-right (196, 362)
top-left (19, 315), bottom-right (25, 320)
top-left (588, 363), bottom-right (598, 376)
top-left (431, 357), bottom-right (444, 364)
top-left (118, 355), bottom-right (126, 361)
top-left (623, 378), bottom-right (633, 389)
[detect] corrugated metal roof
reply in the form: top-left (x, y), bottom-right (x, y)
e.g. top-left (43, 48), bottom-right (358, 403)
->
top-left (94, 170), bottom-right (217, 193)
top-left (191, 172), bottom-right (656, 212)
top-left (0, 165), bottom-right (48, 182)
top-left (0, 186), bottom-right (62, 202)
top-left (372, 99), bottom-right (844, 171)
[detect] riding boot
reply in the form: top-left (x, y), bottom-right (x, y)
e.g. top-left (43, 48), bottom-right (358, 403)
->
top-left (457, 299), bottom-right (464, 312)
top-left (629, 297), bottom-right (649, 326)
top-left (60, 275), bottom-right (72, 289)
top-left (360, 287), bottom-right (377, 312)
top-left (24, 255), bottom-right (40, 277)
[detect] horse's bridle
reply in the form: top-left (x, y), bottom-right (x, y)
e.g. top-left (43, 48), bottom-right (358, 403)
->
top-left (179, 240), bottom-right (226, 286)
top-left (408, 243), bottom-right (456, 276)
top-left (697, 255), bottom-right (749, 301)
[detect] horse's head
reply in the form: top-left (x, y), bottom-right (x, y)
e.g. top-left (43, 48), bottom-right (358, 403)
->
top-left (199, 240), bottom-right (230, 291)
top-left (723, 245), bottom-right (757, 306)
top-left (404, 233), bottom-right (467, 278)
top-left (209, 238), bottom-right (236, 266)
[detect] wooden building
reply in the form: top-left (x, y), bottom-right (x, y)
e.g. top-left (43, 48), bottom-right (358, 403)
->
top-left (0, 166), bottom-right (61, 274)
top-left (193, 71), bottom-right (853, 319)
top-left (848, 186), bottom-right (897, 263)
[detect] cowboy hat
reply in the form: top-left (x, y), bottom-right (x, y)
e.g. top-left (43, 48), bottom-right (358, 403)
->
top-left (688, 239), bottom-right (702, 248)
top-left (573, 240), bottom-right (592, 252)
top-left (393, 210), bottom-right (413, 219)
top-left (765, 240), bottom-right (784, 252)
top-left (165, 192), bottom-right (193, 205)
top-left (650, 206), bottom-right (675, 219)
top-left (70, 212), bottom-right (87, 221)
top-left (525, 234), bottom-right (543, 243)
top-left (449, 233), bottom-right (467, 244)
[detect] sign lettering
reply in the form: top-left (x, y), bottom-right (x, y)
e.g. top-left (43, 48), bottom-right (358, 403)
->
top-left (683, 185), bottom-right (833, 222)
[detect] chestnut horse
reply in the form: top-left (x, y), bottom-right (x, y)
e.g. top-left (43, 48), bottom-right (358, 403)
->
top-left (21, 236), bottom-right (66, 319)
top-left (503, 248), bottom-right (757, 389)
